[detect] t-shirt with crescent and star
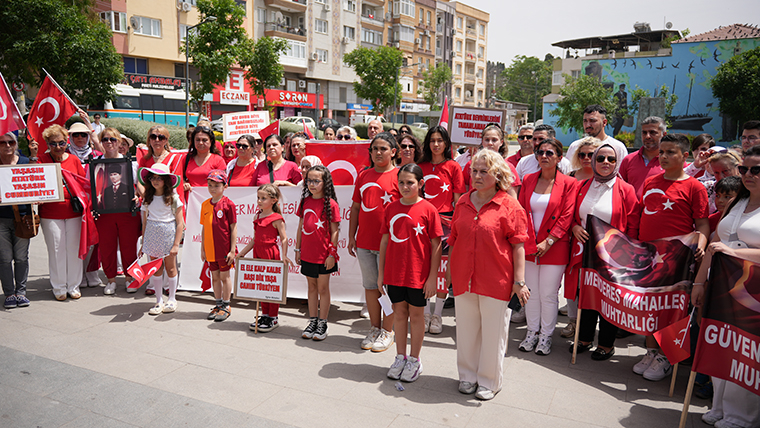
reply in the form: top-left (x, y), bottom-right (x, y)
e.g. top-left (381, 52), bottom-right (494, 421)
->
top-left (638, 174), bottom-right (708, 242)
top-left (297, 195), bottom-right (340, 264)
top-left (380, 199), bottom-right (443, 289)
top-left (419, 160), bottom-right (466, 213)
top-left (351, 168), bottom-right (400, 251)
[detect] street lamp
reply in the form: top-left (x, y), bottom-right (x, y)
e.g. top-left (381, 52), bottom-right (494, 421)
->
top-left (185, 15), bottom-right (217, 129)
top-left (393, 61), bottom-right (421, 129)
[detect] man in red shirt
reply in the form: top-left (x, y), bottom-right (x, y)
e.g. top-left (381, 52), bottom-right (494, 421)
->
top-left (619, 116), bottom-right (667, 197)
top-left (635, 133), bottom-right (709, 382)
top-left (506, 125), bottom-right (534, 167)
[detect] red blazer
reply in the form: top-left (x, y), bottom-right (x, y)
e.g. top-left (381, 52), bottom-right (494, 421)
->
top-left (518, 170), bottom-right (576, 265)
top-left (565, 177), bottom-right (641, 299)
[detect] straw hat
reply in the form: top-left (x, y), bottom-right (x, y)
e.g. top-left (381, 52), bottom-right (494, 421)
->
top-left (138, 163), bottom-right (179, 188)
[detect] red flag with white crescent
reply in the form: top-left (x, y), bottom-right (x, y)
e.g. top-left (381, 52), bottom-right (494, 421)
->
top-left (127, 258), bottom-right (164, 289)
top-left (438, 96), bottom-right (449, 130)
top-left (27, 76), bottom-right (78, 153)
top-left (61, 169), bottom-right (98, 259)
top-left (0, 72), bottom-right (25, 135)
top-left (654, 309), bottom-right (693, 364)
top-left (305, 142), bottom-right (370, 185)
top-left (258, 120), bottom-right (279, 141)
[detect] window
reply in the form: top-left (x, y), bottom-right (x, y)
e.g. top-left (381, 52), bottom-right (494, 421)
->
top-left (315, 19), bottom-right (327, 34)
top-left (179, 24), bottom-right (198, 42)
top-left (455, 64), bottom-right (462, 74)
top-left (257, 8), bottom-right (266, 23)
top-left (455, 87), bottom-right (461, 98)
top-left (456, 40), bottom-right (462, 52)
top-left (99, 11), bottom-right (127, 33)
top-left (426, 59), bottom-right (430, 69)
top-left (123, 57), bottom-right (148, 74)
top-left (343, 26), bottom-right (355, 40)
top-left (133, 16), bottom-right (161, 37)
top-left (287, 80), bottom-right (297, 91)
top-left (427, 11), bottom-right (431, 25)
top-left (552, 71), bottom-right (563, 85)
top-left (344, 0), bottom-right (356, 13)
top-left (426, 36), bottom-right (430, 50)
top-left (477, 69), bottom-right (483, 79)
top-left (457, 17), bottom-right (462, 29)
top-left (315, 0), bottom-right (324, 3)
top-left (478, 46), bottom-right (484, 58)
top-left (339, 87), bottom-right (347, 103)
top-left (316, 49), bottom-right (328, 63)
top-left (419, 8), bottom-right (423, 21)
top-left (571, 70), bottom-right (581, 79)
top-left (284, 40), bottom-right (306, 59)
top-left (362, 28), bottom-right (382, 45)
top-left (397, 25), bottom-right (414, 42)
top-left (479, 24), bottom-right (485, 35)
top-left (393, 0), bottom-right (414, 17)
top-left (478, 90), bottom-right (483, 100)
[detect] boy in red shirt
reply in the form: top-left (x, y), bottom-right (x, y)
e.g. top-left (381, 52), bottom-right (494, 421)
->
top-left (200, 170), bottom-right (238, 322)
top-left (636, 133), bottom-right (709, 381)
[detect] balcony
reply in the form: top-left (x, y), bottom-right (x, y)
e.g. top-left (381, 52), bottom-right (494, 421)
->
top-left (464, 51), bottom-right (476, 63)
top-left (264, 0), bottom-right (306, 13)
top-left (279, 38), bottom-right (308, 71)
top-left (361, 13), bottom-right (384, 29)
top-left (264, 23), bottom-right (307, 42)
top-left (465, 74), bottom-right (476, 84)
top-left (464, 96), bottom-right (474, 103)
top-left (363, 0), bottom-right (384, 5)
top-left (465, 27), bottom-right (476, 39)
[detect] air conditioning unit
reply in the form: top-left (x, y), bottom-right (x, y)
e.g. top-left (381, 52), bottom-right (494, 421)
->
top-left (298, 80), bottom-right (306, 89)
top-left (181, 2), bottom-right (192, 12)
top-left (451, 28), bottom-right (456, 36)
top-left (424, 29), bottom-right (430, 36)
top-left (323, 4), bottom-right (331, 12)
top-left (415, 38), bottom-right (421, 45)
top-left (342, 37), bottom-right (350, 44)
top-left (449, 51), bottom-right (455, 58)
top-left (392, 42), bottom-right (400, 48)
top-left (310, 52), bottom-right (318, 61)
top-left (130, 16), bottom-right (139, 30)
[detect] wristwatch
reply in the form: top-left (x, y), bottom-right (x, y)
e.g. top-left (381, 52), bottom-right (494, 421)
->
top-left (546, 237), bottom-right (555, 246)
top-left (514, 280), bottom-right (526, 288)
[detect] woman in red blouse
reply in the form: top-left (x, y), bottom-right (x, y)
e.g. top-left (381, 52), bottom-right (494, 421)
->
top-left (225, 135), bottom-right (260, 187)
top-left (182, 126), bottom-right (226, 198)
top-left (39, 125), bottom-right (86, 301)
top-left (448, 149), bottom-right (529, 400)
top-left (517, 137), bottom-right (576, 356)
top-left (253, 135), bottom-right (302, 186)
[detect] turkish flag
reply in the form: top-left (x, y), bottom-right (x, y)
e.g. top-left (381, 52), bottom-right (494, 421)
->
top-left (127, 258), bottom-right (164, 289)
top-left (27, 76), bottom-right (78, 153)
top-left (306, 142), bottom-right (370, 185)
top-left (0, 72), bottom-right (25, 135)
top-left (302, 120), bottom-right (314, 139)
top-left (61, 169), bottom-right (98, 259)
top-left (258, 120), bottom-right (279, 141)
top-left (200, 261), bottom-right (212, 292)
top-left (438, 96), bottom-right (449, 130)
top-left (654, 314), bottom-right (691, 364)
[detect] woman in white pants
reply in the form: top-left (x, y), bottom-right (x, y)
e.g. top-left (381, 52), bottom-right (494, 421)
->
top-left (38, 125), bottom-right (87, 300)
top-left (517, 138), bottom-right (576, 356)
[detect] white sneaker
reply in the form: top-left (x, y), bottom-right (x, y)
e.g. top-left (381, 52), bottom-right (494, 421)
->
top-left (701, 410), bottom-right (723, 426)
top-left (429, 314), bottom-right (443, 334)
top-left (360, 304), bottom-right (369, 319)
top-left (633, 349), bottom-right (658, 375)
top-left (371, 329), bottom-right (395, 352)
top-left (518, 330), bottom-right (539, 352)
top-left (535, 333), bottom-right (552, 355)
top-left (643, 354), bottom-right (672, 381)
top-left (104, 282), bottom-right (117, 295)
top-left (387, 354), bottom-right (406, 380)
top-left (475, 385), bottom-right (500, 400)
top-left (361, 326), bottom-right (381, 350)
top-left (424, 313), bottom-right (431, 333)
top-left (458, 381), bottom-right (477, 394)
top-left (400, 356), bottom-right (422, 382)
top-left (510, 306), bottom-right (526, 323)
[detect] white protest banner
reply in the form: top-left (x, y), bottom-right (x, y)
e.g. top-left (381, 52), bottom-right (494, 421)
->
top-left (222, 111), bottom-right (270, 142)
top-left (234, 258), bottom-right (288, 304)
top-left (178, 186), bottom-right (365, 302)
top-left (448, 106), bottom-right (505, 146)
top-left (0, 163), bottom-right (64, 205)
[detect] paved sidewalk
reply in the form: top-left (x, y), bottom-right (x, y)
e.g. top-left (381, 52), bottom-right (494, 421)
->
top-left (0, 237), bottom-right (709, 427)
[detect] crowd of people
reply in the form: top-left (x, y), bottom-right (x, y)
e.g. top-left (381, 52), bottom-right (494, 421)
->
top-left (3, 109), bottom-right (760, 420)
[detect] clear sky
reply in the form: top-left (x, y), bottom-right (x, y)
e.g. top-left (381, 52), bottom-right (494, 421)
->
top-left (465, 0), bottom-right (760, 65)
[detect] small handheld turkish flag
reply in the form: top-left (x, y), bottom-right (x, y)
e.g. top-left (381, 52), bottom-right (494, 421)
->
top-left (302, 120), bottom-right (314, 139)
top-left (438, 96), bottom-right (449, 130)
top-left (258, 120), bottom-right (279, 141)
top-left (27, 75), bottom-right (78, 153)
top-left (654, 307), bottom-right (694, 364)
top-left (127, 258), bottom-right (164, 289)
top-left (200, 261), bottom-right (212, 292)
top-left (0, 72), bottom-right (25, 135)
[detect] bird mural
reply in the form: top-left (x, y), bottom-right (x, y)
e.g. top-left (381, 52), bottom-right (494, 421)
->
top-left (688, 60), bottom-right (695, 73)
top-left (656, 61), bottom-right (667, 70)
top-left (700, 57), bottom-right (706, 66)
top-left (647, 59), bottom-right (653, 69)
top-left (672, 62), bottom-right (680, 69)
top-left (631, 60), bottom-right (637, 69)
top-left (713, 49), bottom-right (721, 62)
top-left (612, 59), bottom-right (617, 69)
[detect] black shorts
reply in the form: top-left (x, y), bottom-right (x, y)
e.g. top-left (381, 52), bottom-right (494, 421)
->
top-left (387, 284), bottom-right (427, 307)
top-left (300, 260), bottom-right (338, 278)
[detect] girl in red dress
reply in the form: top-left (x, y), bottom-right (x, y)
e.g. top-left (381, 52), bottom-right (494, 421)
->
top-left (237, 184), bottom-right (292, 332)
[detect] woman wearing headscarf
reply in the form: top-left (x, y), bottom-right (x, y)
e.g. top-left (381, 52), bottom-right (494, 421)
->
top-left (566, 143), bottom-right (640, 360)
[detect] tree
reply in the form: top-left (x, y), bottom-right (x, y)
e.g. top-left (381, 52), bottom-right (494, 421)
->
top-left (418, 62), bottom-right (453, 110)
top-left (344, 46), bottom-right (403, 114)
top-left (241, 37), bottom-right (289, 109)
top-left (497, 55), bottom-right (552, 121)
top-left (186, 0), bottom-right (255, 104)
top-left (712, 46), bottom-right (760, 128)
top-left (0, 0), bottom-right (123, 106)
top-left (549, 74), bottom-right (618, 133)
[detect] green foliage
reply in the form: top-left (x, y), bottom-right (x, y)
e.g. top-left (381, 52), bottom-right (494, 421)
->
top-left (242, 37), bottom-right (289, 107)
top-left (550, 74), bottom-right (618, 133)
top-left (712, 46), bottom-right (760, 127)
top-left (0, 0), bottom-right (123, 106)
top-left (616, 131), bottom-right (635, 147)
top-left (344, 46), bottom-right (404, 114)
top-left (187, 0), bottom-right (255, 104)
top-left (418, 63), bottom-right (453, 110)
top-left (661, 28), bottom-right (691, 48)
top-left (497, 55), bottom-right (552, 121)
top-left (629, 84), bottom-right (679, 126)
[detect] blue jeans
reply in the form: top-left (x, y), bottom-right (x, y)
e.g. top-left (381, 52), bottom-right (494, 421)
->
top-left (0, 217), bottom-right (30, 296)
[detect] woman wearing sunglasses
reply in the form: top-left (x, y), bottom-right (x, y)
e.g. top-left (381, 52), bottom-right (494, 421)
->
top-left (225, 134), bottom-right (260, 187)
top-left (566, 144), bottom-right (640, 361)
top-left (336, 126), bottom-right (357, 141)
top-left (182, 126), bottom-right (226, 200)
top-left (692, 145), bottom-right (760, 428)
top-left (38, 124), bottom-right (87, 301)
top-left (396, 133), bottom-right (421, 167)
top-left (517, 137), bottom-right (576, 356)
top-left (138, 126), bottom-right (185, 199)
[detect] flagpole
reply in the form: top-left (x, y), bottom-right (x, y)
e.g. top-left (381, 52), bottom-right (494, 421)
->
top-left (41, 68), bottom-right (78, 110)
top-left (669, 363), bottom-right (679, 397)
top-left (678, 370), bottom-right (697, 428)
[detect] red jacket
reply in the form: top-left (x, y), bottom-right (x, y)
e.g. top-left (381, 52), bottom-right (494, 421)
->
top-left (518, 170), bottom-right (576, 265)
top-left (564, 177), bottom-right (641, 299)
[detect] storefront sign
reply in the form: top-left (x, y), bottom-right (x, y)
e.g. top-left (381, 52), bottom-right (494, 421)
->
top-left (123, 73), bottom-right (185, 91)
top-left (220, 90), bottom-right (250, 105)
top-left (400, 102), bottom-right (431, 113)
top-left (347, 103), bottom-right (372, 111)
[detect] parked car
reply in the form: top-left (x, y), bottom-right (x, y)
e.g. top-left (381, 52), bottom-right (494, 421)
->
top-left (280, 116), bottom-right (316, 128)
top-left (411, 122), bottom-right (429, 130)
top-left (318, 117), bottom-right (341, 132)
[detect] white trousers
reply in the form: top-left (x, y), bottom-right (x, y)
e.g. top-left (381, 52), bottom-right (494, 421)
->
top-left (41, 217), bottom-right (83, 296)
top-left (525, 262), bottom-right (566, 335)
top-left (711, 378), bottom-right (760, 427)
top-left (455, 292), bottom-right (511, 392)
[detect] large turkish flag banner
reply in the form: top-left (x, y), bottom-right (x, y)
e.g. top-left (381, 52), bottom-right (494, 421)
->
top-left (306, 142), bottom-right (370, 185)
top-left (0, 72), bottom-right (25, 135)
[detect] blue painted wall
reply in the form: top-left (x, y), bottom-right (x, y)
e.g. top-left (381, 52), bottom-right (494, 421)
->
top-left (544, 37), bottom-right (760, 145)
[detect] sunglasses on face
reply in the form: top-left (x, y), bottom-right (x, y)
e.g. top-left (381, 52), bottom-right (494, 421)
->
top-left (596, 155), bottom-right (617, 164)
top-left (102, 137), bottom-right (119, 144)
top-left (577, 152), bottom-right (595, 159)
top-left (738, 165), bottom-right (760, 176)
top-left (0, 140), bottom-right (16, 146)
top-left (236, 143), bottom-right (250, 149)
top-left (336, 134), bottom-right (351, 140)
top-left (149, 134), bottom-right (168, 141)
top-left (517, 135), bottom-right (532, 140)
top-left (400, 144), bottom-right (415, 150)
top-left (305, 179), bottom-right (322, 186)
top-left (48, 141), bottom-right (67, 148)
top-left (72, 132), bottom-right (88, 138)
top-left (255, 140), bottom-right (263, 145)
top-left (536, 149), bottom-right (556, 157)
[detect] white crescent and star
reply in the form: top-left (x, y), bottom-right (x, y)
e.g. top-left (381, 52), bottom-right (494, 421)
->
top-left (574, 242), bottom-right (583, 257)
top-left (423, 174), bottom-right (447, 199)
top-left (35, 97), bottom-right (61, 127)
top-left (413, 223), bottom-right (425, 236)
top-left (326, 160), bottom-right (358, 184)
top-left (642, 188), bottom-right (667, 215)
top-left (0, 95), bottom-right (7, 120)
top-left (389, 213), bottom-right (412, 243)
top-left (302, 208), bottom-right (319, 235)
top-left (360, 182), bottom-right (382, 212)
top-left (380, 191), bottom-right (393, 205)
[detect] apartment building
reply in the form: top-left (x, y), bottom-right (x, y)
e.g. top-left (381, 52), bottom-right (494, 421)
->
top-left (449, 1), bottom-right (488, 107)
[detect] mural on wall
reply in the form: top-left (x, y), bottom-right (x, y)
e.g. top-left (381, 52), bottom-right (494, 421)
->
top-left (544, 37), bottom-right (760, 145)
